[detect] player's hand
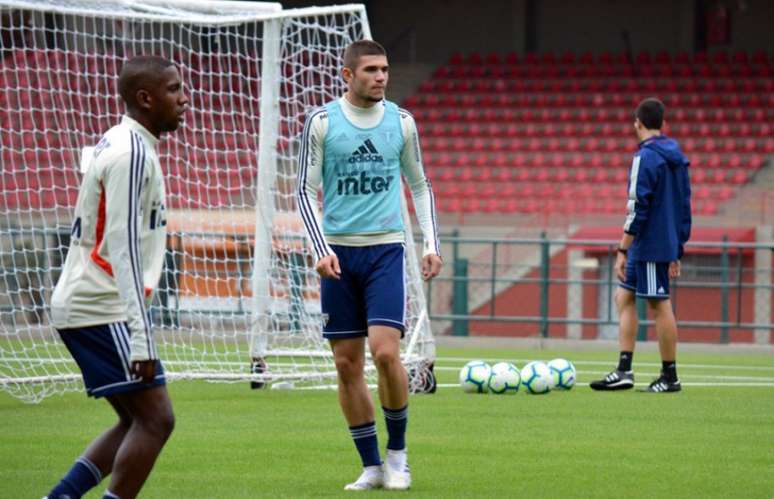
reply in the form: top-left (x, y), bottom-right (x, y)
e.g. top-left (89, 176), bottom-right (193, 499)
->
top-left (615, 252), bottom-right (627, 282)
top-left (669, 260), bottom-right (681, 278)
top-left (132, 360), bottom-right (156, 384)
top-left (316, 254), bottom-right (341, 280)
top-left (422, 254), bottom-right (443, 281)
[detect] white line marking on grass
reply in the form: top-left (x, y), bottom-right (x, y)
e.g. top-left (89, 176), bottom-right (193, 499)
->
top-left (435, 357), bottom-right (774, 372)
top-left (436, 382), bottom-right (774, 389)
top-left (433, 366), bottom-right (774, 382)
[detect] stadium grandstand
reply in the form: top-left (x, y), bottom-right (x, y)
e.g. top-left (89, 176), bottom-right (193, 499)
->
top-left (1, 1), bottom-right (774, 497)
top-left (1, 0), bottom-right (772, 390)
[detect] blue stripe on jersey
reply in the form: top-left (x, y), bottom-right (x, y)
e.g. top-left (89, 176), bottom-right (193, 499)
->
top-left (298, 109), bottom-right (328, 258)
top-left (129, 132), bottom-right (151, 351)
top-left (297, 108), bottom-right (329, 259)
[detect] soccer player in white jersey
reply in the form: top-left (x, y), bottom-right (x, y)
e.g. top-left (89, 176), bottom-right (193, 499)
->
top-left (45, 56), bottom-right (188, 499)
top-left (297, 40), bottom-right (442, 491)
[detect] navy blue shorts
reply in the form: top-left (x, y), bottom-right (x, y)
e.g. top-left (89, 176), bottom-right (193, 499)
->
top-left (619, 260), bottom-right (671, 299)
top-left (321, 243), bottom-right (406, 340)
top-left (57, 322), bottom-right (165, 398)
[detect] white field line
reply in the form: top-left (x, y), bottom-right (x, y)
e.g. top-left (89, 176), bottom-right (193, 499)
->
top-left (435, 357), bottom-right (774, 372)
top-left (435, 382), bottom-right (774, 389)
top-left (6, 356), bottom-right (774, 372)
top-left (432, 366), bottom-right (774, 382)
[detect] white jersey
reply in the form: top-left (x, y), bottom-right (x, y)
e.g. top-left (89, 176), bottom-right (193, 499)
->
top-left (51, 115), bottom-right (167, 361)
top-left (297, 96), bottom-right (440, 261)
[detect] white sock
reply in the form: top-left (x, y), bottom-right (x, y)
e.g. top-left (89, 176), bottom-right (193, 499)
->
top-left (386, 449), bottom-right (407, 470)
top-left (363, 464), bottom-right (383, 477)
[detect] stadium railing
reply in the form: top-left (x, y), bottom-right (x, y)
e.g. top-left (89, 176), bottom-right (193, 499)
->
top-left (426, 234), bottom-right (773, 344)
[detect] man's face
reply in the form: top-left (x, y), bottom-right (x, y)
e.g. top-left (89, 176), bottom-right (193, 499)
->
top-left (345, 54), bottom-right (388, 102)
top-left (151, 66), bottom-right (189, 132)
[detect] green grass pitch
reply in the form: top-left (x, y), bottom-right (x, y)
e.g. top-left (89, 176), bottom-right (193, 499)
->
top-left (2, 347), bottom-right (773, 498)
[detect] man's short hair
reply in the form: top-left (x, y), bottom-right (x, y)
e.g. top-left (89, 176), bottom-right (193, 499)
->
top-left (343, 40), bottom-right (386, 71)
top-left (117, 55), bottom-right (175, 108)
top-left (635, 97), bottom-right (665, 130)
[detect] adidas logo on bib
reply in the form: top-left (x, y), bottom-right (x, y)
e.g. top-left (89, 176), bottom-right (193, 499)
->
top-left (348, 139), bottom-right (384, 164)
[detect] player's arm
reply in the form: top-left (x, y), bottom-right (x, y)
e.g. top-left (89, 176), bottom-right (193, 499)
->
top-left (296, 109), bottom-right (339, 279)
top-left (678, 162), bottom-right (692, 260)
top-left (619, 154), bottom-right (657, 281)
top-left (622, 153), bottom-right (657, 239)
top-left (100, 147), bottom-right (156, 369)
top-left (399, 109), bottom-right (442, 281)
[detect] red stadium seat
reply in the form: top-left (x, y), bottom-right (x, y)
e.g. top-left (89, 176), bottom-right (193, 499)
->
top-left (655, 51), bottom-right (671, 64)
top-left (504, 52), bottom-right (519, 65)
top-left (485, 52), bottom-right (501, 65)
top-left (635, 52), bottom-right (652, 65)
top-left (711, 51), bottom-right (729, 64)
top-left (560, 51), bottom-right (576, 64)
top-left (462, 198), bottom-right (480, 213)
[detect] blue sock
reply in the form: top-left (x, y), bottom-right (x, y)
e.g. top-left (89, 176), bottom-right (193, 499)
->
top-left (383, 405), bottom-right (408, 451)
top-left (103, 491), bottom-right (121, 499)
top-left (48, 457), bottom-right (102, 499)
top-left (349, 422), bottom-right (381, 467)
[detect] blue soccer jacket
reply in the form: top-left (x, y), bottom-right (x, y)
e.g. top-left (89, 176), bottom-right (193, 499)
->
top-left (623, 135), bottom-right (692, 262)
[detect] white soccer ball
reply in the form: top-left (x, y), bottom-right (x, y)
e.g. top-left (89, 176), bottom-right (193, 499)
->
top-left (459, 360), bottom-right (491, 394)
top-left (548, 358), bottom-right (577, 390)
top-left (487, 362), bottom-right (521, 394)
top-left (520, 361), bottom-right (552, 394)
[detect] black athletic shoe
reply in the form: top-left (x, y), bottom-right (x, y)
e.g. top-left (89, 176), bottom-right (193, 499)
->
top-left (640, 376), bottom-right (681, 393)
top-left (589, 369), bottom-right (635, 391)
top-left (250, 357), bottom-right (267, 390)
top-left (409, 361), bottom-right (437, 394)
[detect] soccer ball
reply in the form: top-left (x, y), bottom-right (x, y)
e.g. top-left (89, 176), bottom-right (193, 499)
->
top-left (487, 362), bottom-right (521, 394)
top-left (459, 360), bottom-right (491, 394)
top-left (520, 361), bottom-right (552, 394)
top-left (548, 358), bottom-right (576, 390)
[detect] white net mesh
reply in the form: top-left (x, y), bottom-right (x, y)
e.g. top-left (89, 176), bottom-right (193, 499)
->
top-left (0, 1), bottom-right (435, 403)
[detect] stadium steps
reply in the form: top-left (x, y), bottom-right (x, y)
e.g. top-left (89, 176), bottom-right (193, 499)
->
top-left (383, 63), bottom-right (436, 106)
top-left (715, 155), bottom-right (774, 224)
top-left (464, 226), bottom-right (570, 314)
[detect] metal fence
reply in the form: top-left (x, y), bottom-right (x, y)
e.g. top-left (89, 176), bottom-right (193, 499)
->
top-left (426, 233), bottom-right (774, 344)
top-left (2, 226), bottom-right (772, 344)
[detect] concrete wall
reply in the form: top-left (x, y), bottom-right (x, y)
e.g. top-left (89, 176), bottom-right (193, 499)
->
top-left (536, 0), bottom-right (694, 54)
top-left (281, 0), bottom-right (774, 63)
top-left (282, 0), bottom-right (527, 63)
top-left (728, 0), bottom-right (774, 52)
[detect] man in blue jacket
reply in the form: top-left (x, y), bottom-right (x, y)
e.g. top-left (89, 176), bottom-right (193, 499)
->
top-left (590, 98), bottom-right (691, 393)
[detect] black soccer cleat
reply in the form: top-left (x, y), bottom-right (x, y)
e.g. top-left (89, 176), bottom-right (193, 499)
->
top-left (408, 361), bottom-right (437, 394)
top-left (640, 376), bottom-right (681, 393)
top-left (250, 357), bottom-right (267, 390)
top-left (589, 369), bottom-right (635, 391)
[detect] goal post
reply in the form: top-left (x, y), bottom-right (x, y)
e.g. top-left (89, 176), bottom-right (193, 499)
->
top-left (0, 0), bottom-right (435, 403)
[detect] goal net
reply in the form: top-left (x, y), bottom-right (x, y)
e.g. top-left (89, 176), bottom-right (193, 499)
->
top-left (0, 0), bottom-right (435, 403)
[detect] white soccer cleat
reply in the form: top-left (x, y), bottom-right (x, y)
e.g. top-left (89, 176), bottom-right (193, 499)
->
top-left (344, 466), bottom-right (384, 491)
top-left (383, 450), bottom-right (411, 491)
